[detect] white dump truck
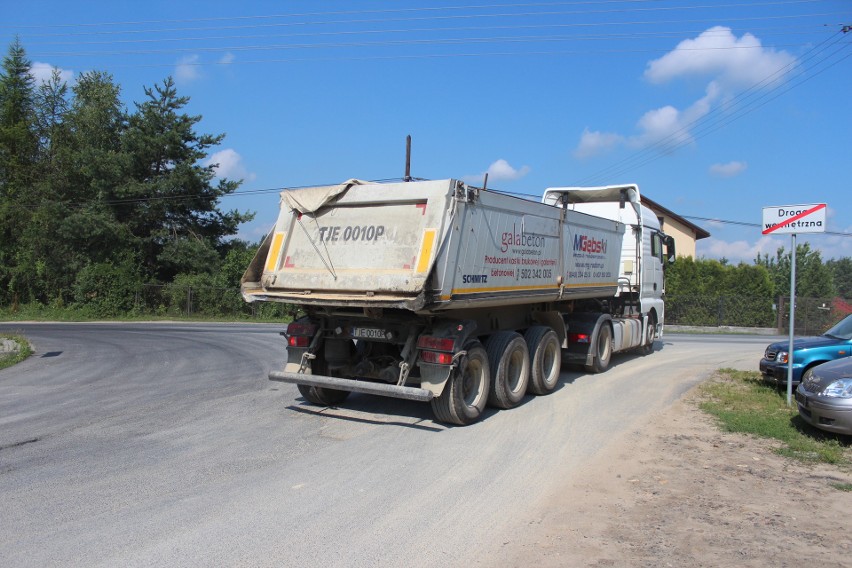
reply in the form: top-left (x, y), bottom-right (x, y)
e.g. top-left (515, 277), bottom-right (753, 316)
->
top-left (242, 178), bottom-right (674, 425)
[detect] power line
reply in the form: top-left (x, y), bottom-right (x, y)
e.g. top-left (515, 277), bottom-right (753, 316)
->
top-left (6, 1), bottom-right (832, 37)
top-left (27, 36), bottom-right (829, 59)
top-left (683, 215), bottom-right (852, 238)
top-left (23, 23), bottom-right (831, 49)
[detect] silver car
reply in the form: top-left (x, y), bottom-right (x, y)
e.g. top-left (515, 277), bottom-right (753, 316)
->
top-left (796, 357), bottom-right (852, 436)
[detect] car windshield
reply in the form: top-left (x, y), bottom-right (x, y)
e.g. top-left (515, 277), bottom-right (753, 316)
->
top-left (824, 314), bottom-right (852, 340)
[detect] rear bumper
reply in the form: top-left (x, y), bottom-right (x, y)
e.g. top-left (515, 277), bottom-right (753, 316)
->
top-left (269, 371), bottom-right (434, 402)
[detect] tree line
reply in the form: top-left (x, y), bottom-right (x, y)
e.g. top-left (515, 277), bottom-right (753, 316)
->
top-left (666, 244), bottom-right (852, 328)
top-left (0, 39), bottom-right (261, 316)
top-left (1, 37), bottom-right (849, 321)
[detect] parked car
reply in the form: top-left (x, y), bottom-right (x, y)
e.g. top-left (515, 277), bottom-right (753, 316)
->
top-left (759, 313), bottom-right (852, 387)
top-left (796, 357), bottom-right (852, 435)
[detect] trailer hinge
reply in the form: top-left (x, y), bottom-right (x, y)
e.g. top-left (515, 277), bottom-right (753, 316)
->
top-left (298, 351), bottom-right (316, 373)
top-left (397, 361), bottom-right (412, 386)
top-left (396, 327), bottom-right (420, 386)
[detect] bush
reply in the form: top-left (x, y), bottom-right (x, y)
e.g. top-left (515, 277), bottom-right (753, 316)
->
top-left (72, 260), bottom-right (144, 317)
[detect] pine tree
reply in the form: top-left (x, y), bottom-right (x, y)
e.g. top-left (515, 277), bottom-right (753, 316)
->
top-left (120, 76), bottom-right (253, 281)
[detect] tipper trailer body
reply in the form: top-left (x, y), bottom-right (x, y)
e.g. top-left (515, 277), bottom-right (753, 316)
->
top-left (242, 179), bottom-right (673, 424)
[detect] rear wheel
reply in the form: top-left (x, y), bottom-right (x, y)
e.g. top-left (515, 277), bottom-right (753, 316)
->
top-left (586, 324), bottom-right (612, 374)
top-left (486, 331), bottom-right (530, 409)
top-left (297, 351), bottom-right (350, 406)
top-left (525, 326), bottom-right (561, 395)
top-left (297, 383), bottom-right (350, 406)
top-left (431, 342), bottom-right (490, 425)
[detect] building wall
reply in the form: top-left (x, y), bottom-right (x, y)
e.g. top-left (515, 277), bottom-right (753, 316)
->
top-left (655, 215), bottom-right (698, 259)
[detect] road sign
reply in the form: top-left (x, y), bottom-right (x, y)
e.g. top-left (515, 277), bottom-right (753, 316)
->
top-left (761, 202), bottom-right (828, 406)
top-left (762, 203), bottom-right (826, 235)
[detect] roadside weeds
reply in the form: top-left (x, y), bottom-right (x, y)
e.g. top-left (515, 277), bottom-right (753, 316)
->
top-left (0, 333), bottom-right (33, 370)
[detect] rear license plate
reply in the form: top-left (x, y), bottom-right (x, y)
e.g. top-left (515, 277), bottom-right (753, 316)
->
top-left (352, 327), bottom-right (392, 340)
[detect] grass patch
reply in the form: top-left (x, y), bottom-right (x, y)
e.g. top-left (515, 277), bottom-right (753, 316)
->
top-left (0, 333), bottom-right (34, 370)
top-left (699, 368), bottom-right (851, 466)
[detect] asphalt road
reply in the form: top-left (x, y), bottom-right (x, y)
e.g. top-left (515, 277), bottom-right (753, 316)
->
top-left (0, 323), bottom-right (773, 567)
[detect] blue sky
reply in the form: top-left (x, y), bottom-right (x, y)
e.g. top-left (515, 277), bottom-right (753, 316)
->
top-left (4, 0), bottom-right (851, 262)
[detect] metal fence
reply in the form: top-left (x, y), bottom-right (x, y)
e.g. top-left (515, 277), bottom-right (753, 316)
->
top-left (666, 295), bottom-right (852, 335)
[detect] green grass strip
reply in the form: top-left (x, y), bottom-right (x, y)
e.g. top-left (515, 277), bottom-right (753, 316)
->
top-left (699, 368), bottom-right (851, 467)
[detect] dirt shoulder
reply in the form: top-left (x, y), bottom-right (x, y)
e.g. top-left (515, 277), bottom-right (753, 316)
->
top-left (500, 382), bottom-right (852, 567)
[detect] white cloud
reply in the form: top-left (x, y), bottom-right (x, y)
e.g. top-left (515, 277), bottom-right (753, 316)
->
top-left (644, 26), bottom-right (797, 91)
top-left (206, 149), bottom-right (256, 182)
top-left (175, 54), bottom-right (202, 83)
top-left (629, 82), bottom-right (719, 151)
top-left (462, 159), bottom-right (531, 185)
top-left (574, 27), bottom-right (798, 160)
top-left (29, 62), bottom-right (74, 86)
top-left (219, 52), bottom-right (235, 65)
top-left (486, 159), bottom-right (530, 181)
top-left (698, 235), bottom-right (784, 263)
top-left (709, 161), bottom-right (748, 177)
top-left (573, 128), bottom-right (625, 159)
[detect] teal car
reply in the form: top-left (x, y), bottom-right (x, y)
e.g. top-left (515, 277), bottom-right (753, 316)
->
top-left (760, 314), bottom-right (852, 387)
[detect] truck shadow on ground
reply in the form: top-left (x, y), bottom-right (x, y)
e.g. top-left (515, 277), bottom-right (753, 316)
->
top-left (286, 394), bottom-right (445, 431)
top-left (282, 351), bottom-right (624, 430)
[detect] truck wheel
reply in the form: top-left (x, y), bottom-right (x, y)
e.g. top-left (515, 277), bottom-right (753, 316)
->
top-left (297, 354), bottom-right (350, 406)
top-left (486, 331), bottom-right (531, 409)
top-left (638, 313), bottom-right (656, 355)
top-left (297, 384), bottom-right (350, 406)
top-left (431, 342), bottom-right (490, 425)
top-left (524, 326), bottom-right (561, 395)
top-left (586, 324), bottom-right (612, 374)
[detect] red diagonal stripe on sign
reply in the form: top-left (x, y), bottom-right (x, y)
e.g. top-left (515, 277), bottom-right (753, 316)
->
top-left (762, 203), bottom-right (826, 235)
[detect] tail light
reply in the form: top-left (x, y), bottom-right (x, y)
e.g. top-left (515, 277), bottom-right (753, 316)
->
top-left (286, 322), bottom-right (317, 348)
top-left (417, 336), bottom-right (456, 352)
top-left (568, 333), bottom-right (590, 344)
top-left (420, 350), bottom-right (455, 365)
top-left (288, 336), bottom-right (310, 348)
top-left (417, 335), bottom-right (457, 366)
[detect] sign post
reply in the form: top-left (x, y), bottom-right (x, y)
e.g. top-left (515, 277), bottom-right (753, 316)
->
top-left (761, 203), bottom-right (826, 406)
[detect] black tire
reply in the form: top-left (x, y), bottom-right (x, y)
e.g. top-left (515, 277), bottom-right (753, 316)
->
top-left (431, 342), bottom-right (490, 425)
top-left (485, 331), bottom-right (531, 409)
top-left (524, 326), bottom-right (561, 395)
top-left (297, 383), bottom-right (350, 406)
top-left (585, 323), bottom-right (612, 374)
top-left (640, 312), bottom-right (657, 355)
top-left (297, 351), bottom-right (350, 407)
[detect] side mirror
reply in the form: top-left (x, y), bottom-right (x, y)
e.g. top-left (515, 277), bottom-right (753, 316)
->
top-left (664, 235), bottom-right (676, 264)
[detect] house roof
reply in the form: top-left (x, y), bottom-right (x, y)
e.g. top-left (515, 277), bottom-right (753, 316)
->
top-left (641, 195), bottom-right (711, 240)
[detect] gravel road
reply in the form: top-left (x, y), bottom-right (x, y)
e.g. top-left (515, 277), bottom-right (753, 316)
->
top-left (0, 323), bottom-right (765, 567)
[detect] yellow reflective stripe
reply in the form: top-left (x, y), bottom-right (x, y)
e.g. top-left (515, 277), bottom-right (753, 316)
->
top-left (416, 229), bottom-right (437, 273)
top-left (265, 232), bottom-right (286, 272)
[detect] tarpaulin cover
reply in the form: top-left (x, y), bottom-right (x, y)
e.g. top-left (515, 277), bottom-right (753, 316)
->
top-left (281, 179), bottom-right (367, 214)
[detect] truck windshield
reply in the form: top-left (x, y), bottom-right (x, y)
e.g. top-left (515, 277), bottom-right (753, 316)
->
top-left (824, 314), bottom-right (852, 340)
